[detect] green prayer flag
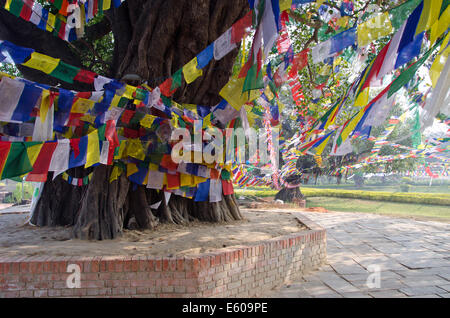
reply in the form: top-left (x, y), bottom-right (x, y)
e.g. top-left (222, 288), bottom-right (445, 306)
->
top-left (171, 69), bottom-right (183, 90)
top-left (129, 111), bottom-right (145, 126)
top-left (388, 39), bottom-right (441, 97)
top-left (389, 0), bottom-right (422, 30)
top-left (135, 88), bottom-right (147, 101)
top-left (53, 17), bottom-right (62, 37)
top-left (52, 0), bottom-right (63, 10)
top-left (9, 0), bottom-right (23, 17)
top-left (118, 97), bottom-right (129, 108)
top-left (160, 95), bottom-right (172, 108)
top-left (221, 169), bottom-right (231, 181)
top-left (49, 61), bottom-right (80, 83)
top-left (242, 63), bottom-right (264, 93)
top-left (1, 143), bottom-right (34, 179)
top-left (98, 124), bottom-right (106, 141)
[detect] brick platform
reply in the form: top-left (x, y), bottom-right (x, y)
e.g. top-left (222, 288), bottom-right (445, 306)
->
top-left (0, 212), bottom-right (326, 298)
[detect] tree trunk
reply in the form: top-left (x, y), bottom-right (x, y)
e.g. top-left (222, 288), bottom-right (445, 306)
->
top-left (275, 187), bottom-right (305, 204)
top-left (26, 0), bottom-right (249, 240)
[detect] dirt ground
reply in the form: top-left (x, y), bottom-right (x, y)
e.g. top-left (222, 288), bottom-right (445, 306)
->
top-left (0, 209), bottom-right (308, 258)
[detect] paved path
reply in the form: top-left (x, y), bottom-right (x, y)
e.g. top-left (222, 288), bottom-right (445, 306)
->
top-left (266, 211), bottom-right (450, 298)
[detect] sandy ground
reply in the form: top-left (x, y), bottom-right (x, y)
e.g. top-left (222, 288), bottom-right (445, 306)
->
top-left (0, 209), bottom-right (307, 258)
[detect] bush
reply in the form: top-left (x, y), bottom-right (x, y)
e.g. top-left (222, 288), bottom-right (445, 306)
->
top-left (3, 182), bottom-right (34, 204)
top-left (235, 187), bottom-right (450, 206)
top-left (401, 177), bottom-right (414, 185)
top-left (399, 184), bottom-right (410, 192)
top-left (302, 188), bottom-right (450, 206)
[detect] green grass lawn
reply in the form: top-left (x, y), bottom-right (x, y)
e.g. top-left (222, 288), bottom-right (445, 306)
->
top-left (306, 197), bottom-right (450, 222)
top-left (235, 185), bottom-right (450, 221)
top-left (301, 184), bottom-right (449, 194)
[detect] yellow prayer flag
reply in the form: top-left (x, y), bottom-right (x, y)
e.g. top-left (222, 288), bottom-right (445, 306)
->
top-left (264, 86), bottom-right (274, 100)
top-left (115, 140), bottom-right (127, 160)
top-left (429, 6), bottom-right (449, 46)
top-left (416, 0), bottom-right (442, 36)
top-left (46, 13), bottom-right (56, 32)
top-left (110, 165), bottom-right (122, 182)
top-left (140, 114), bottom-right (157, 129)
top-left (316, 0), bottom-right (325, 9)
top-left (126, 163), bottom-right (139, 177)
top-left (182, 57), bottom-right (203, 84)
top-left (340, 110), bottom-right (365, 144)
top-left (337, 16), bottom-right (349, 28)
top-left (171, 113), bottom-right (179, 128)
top-left (110, 94), bottom-right (121, 107)
top-left (315, 134), bottom-right (333, 156)
top-left (241, 37), bottom-right (247, 67)
top-left (71, 98), bottom-right (95, 113)
top-left (279, 0), bottom-right (292, 12)
top-left (26, 144), bottom-right (44, 166)
top-left (429, 33), bottom-right (450, 87)
top-left (22, 52), bottom-right (60, 75)
top-left (354, 87), bottom-right (370, 107)
top-left (219, 77), bottom-right (259, 111)
top-left (123, 85), bottom-right (136, 99)
top-left (0, 72), bottom-right (15, 80)
top-left (357, 12), bottom-right (393, 47)
top-left (143, 170), bottom-right (149, 185)
top-left (103, 0), bottom-right (112, 11)
top-left (202, 113), bottom-right (212, 129)
top-left (149, 163), bottom-right (158, 171)
top-left (126, 139), bottom-right (146, 161)
top-left (5, 0), bottom-right (12, 10)
top-left (39, 90), bottom-right (51, 123)
top-left (80, 114), bottom-right (96, 124)
top-left (183, 103), bottom-right (197, 111)
top-left (247, 111), bottom-right (257, 127)
top-left (318, 64), bottom-right (332, 76)
top-left (194, 175), bottom-right (207, 185)
top-left (85, 131), bottom-right (100, 168)
top-left (180, 173), bottom-right (194, 187)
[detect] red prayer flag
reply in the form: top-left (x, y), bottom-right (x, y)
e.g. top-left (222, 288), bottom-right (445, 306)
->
top-left (167, 173), bottom-right (180, 189)
top-left (293, 49), bottom-right (309, 72)
top-left (20, 0), bottom-right (33, 20)
top-left (0, 142), bottom-right (12, 175)
top-left (222, 179), bottom-right (234, 195)
top-left (160, 154), bottom-right (178, 171)
top-left (74, 69), bottom-right (97, 84)
top-left (70, 138), bottom-right (81, 158)
top-left (159, 78), bottom-right (177, 97)
top-left (120, 110), bottom-right (135, 124)
top-left (26, 142), bottom-right (58, 182)
top-left (231, 11), bottom-right (253, 43)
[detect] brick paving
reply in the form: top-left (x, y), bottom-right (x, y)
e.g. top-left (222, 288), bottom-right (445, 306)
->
top-left (265, 211), bottom-right (450, 298)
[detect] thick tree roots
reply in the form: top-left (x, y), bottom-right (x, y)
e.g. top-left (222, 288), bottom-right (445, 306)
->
top-left (31, 165), bottom-right (243, 240)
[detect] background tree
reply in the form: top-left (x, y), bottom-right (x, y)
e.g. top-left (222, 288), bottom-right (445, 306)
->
top-left (270, 0), bottom-right (415, 201)
top-left (0, 0), bottom-right (249, 240)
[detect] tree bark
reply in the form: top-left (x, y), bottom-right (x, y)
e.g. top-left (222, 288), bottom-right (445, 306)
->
top-left (275, 187), bottom-right (305, 203)
top-left (12, 0), bottom-right (249, 239)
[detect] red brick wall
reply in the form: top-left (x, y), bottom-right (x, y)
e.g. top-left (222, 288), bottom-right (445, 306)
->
top-left (0, 212), bottom-right (326, 298)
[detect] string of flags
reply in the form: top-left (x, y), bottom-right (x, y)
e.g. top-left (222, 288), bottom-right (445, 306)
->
top-left (0, 0), bottom-right (449, 200)
top-left (3, 0), bottom-right (126, 42)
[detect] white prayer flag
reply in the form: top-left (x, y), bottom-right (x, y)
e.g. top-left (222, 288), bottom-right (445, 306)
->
top-left (214, 28), bottom-right (237, 60)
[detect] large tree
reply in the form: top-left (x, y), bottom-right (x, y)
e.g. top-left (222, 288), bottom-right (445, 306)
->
top-left (0, 0), bottom-right (249, 240)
